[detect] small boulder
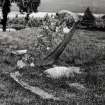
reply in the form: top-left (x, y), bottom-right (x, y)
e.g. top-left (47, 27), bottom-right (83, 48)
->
top-left (12, 50), bottom-right (27, 55)
top-left (68, 83), bottom-right (86, 92)
top-left (63, 27), bottom-right (70, 33)
top-left (30, 62), bottom-right (35, 67)
top-left (44, 66), bottom-right (81, 79)
top-left (17, 60), bottom-right (26, 69)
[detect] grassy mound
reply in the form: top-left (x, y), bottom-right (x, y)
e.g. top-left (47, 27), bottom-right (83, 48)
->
top-left (0, 23), bottom-right (105, 104)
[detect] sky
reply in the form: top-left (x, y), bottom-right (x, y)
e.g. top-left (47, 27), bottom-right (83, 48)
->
top-left (39, 0), bottom-right (105, 13)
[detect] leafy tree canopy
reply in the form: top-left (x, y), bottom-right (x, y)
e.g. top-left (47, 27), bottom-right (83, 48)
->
top-left (0, 0), bottom-right (41, 13)
top-left (16, 0), bottom-right (41, 13)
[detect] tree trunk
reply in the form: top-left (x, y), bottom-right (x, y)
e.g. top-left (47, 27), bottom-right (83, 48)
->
top-left (25, 13), bottom-right (30, 22)
top-left (39, 22), bottom-right (79, 66)
top-left (2, 0), bottom-right (11, 32)
top-left (2, 13), bottom-right (8, 32)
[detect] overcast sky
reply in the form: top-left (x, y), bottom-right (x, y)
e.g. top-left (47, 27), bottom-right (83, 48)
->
top-left (39, 0), bottom-right (105, 13)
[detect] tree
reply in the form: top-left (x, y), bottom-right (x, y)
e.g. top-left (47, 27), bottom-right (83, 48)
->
top-left (38, 21), bottom-right (79, 66)
top-left (81, 7), bottom-right (95, 28)
top-left (0, 0), bottom-right (3, 6)
top-left (1, 0), bottom-right (11, 31)
top-left (17, 0), bottom-right (41, 22)
top-left (0, 0), bottom-right (41, 31)
top-left (17, 0), bottom-right (40, 13)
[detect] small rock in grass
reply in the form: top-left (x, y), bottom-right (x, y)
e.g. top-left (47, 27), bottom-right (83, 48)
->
top-left (17, 60), bottom-right (26, 69)
top-left (68, 83), bottom-right (86, 91)
top-left (63, 27), bottom-right (70, 34)
top-left (12, 50), bottom-right (27, 55)
top-left (47, 47), bottom-right (50, 50)
top-left (14, 71), bottom-right (20, 76)
top-left (30, 62), bottom-right (35, 67)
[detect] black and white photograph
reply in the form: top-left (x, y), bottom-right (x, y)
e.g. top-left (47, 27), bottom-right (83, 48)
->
top-left (0, 0), bottom-right (105, 105)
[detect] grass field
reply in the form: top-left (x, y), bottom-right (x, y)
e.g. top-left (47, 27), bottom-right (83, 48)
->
top-left (0, 27), bottom-right (105, 105)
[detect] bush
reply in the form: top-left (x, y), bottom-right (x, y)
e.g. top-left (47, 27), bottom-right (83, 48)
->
top-left (81, 7), bottom-right (95, 28)
top-left (95, 17), bottom-right (105, 29)
top-left (28, 18), bottom-right (43, 27)
top-left (7, 11), bottom-right (75, 30)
